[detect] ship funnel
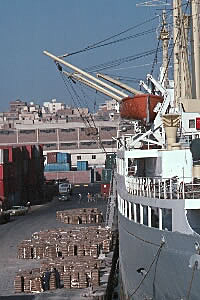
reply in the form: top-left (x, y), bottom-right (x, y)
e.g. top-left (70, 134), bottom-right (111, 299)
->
top-left (162, 114), bottom-right (180, 150)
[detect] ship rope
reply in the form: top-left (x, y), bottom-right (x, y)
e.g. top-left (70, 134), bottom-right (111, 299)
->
top-left (186, 261), bottom-right (198, 300)
top-left (119, 220), bottom-right (161, 246)
top-left (128, 241), bottom-right (165, 299)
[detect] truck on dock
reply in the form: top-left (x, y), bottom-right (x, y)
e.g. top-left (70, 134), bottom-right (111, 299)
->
top-left (58, 182), bottom-right (72, 201)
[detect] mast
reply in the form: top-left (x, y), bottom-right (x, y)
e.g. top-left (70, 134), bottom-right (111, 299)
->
top-left (191, 0), bottom-right (200, 99)
top-left (159, 10), bottom-right (170, 88)
top-left (173, 0), bottom-right (181, 107)
top-left (180, 14), bottom-right (192, 99)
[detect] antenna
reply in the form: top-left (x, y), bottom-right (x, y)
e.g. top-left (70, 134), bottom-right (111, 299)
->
top-left (136, 0), bottom-right (170, 7)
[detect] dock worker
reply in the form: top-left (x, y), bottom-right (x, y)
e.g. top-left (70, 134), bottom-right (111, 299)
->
top-left (87, 193), bottom-right (91, 202)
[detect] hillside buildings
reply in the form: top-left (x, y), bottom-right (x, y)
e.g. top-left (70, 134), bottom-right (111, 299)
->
top-left (0, 98), bottom-right (131, 168)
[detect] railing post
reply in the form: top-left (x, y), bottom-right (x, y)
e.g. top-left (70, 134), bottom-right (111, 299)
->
top-left (170, 178), bottom-right (172, 199)
top-left (182, 181), bottom-right (185, 199)
top-left (164, 180), bottom-right (167, 199)
top-left (148, 206), bottom-right (151, 227)
top-left (158, 179), bottom-right (161, 199)
top-left (159, 208), bottom-right (162, 230)
top-left (153, 178), bottom-right (156, 198)
top-left (134, 203), bottom-right (137, 223)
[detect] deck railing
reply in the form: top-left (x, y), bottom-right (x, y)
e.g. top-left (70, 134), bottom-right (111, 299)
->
top-left (126, 176), bottom-right (200, 200)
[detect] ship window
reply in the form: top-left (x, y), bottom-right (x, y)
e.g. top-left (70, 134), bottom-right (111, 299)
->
top-left (92, 155), bottom-right (96, 159)
top-left (143, 206), bottom-right (148, 226)
top-left (189, 119), bottom-right (195, 128)
top-left (77, 156), bottom-right (81, 160)
top-left (162, 208), bottom-right (172, 231)
top-left (136, 204), bottom-right (140, 223)
top-left (131, 203), bottom-right (134, 220)
top-left (151, 207), bottom-right (159, 228)
top-left (127, 201), bottom-right (129, 218)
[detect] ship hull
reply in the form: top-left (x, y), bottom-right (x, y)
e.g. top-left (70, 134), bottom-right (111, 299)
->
top-left (118, 212), bottom-right (200, 300)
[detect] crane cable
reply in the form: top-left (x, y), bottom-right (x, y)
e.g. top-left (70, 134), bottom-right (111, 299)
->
top-left (56, 62), bottom-right (108, 154)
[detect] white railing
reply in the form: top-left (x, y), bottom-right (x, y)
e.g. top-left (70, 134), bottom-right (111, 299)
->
top-left (126, 176), bottom-right (200, 200)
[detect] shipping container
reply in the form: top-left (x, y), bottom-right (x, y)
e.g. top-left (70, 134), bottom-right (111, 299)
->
top-left (101, 183), bottom-right (110, 197)
top-left (102, 169), bottom-right (112, 183)
top-left (57, 152), bottom-right (71, 164)
top-left (77, 161), bottom-right (88, 171)
top-left (44, 163), bottom-right (71, 172)
top-left (47, 152), bottom-right (57, 164)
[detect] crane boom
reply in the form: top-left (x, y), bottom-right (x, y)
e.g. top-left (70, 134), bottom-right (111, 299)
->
top-left (43, 50), bottom-right (128, 99)
top-left (97, 73), bottom-right (142, 95)
top-left (63, 71), bottom-right (123, 102)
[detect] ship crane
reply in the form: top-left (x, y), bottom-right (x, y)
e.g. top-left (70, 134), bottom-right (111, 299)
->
top-left (43, 50), bottom-right (165, 148)
top-left (96, 73), bottom-right (142, 95)
top-left (43, 50), bottom-right (129, 102)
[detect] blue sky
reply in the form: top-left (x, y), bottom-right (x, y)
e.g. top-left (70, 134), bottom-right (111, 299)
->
top-left (0, 0), bottom-right (168, 112)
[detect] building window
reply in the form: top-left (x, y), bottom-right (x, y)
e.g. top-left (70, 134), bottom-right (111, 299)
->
top-left (102, 140), bottom-right (116, 145)
top-left (77, 156), bottom-right (81, 160)
top-left (0, 130), bottom-right (15, 135)
top-left (61, 143), bottom-right (77, 147)
top-left (162, 208), bottom-right (172, 231)
top-left (81, 142), bottom-right (96, 146)
top-left (189, 119), bottom-right (195, 128)
top-left (101, 127), bottom-right (116, 131)
top-left (44, 143), bottom-right (56, 148)
top-left (61, 128), bottom-right (75, 133)
top-left (19, 130), bottom-right (35, 134)
top-left (92, 155), bottom-right (96, 159)
top-left (40, 129), bottom-right (56, 134)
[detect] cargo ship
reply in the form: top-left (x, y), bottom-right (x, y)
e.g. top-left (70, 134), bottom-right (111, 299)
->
top-left (44, 1), bottom-right (200, 298)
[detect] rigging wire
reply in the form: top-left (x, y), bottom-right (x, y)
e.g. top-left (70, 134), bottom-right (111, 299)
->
top-left (74, 82), bottom-right (108, 154)
top-left (84, 46), bottom-right (168, 73)
top-left (59, 2), bottom-right (189, 59)
top-left (60, 28), bottom-right (157, 58)
top-left (59, 15), bottom-right (159, 58)
top-left (56, 63), bottom-right (108, 154)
